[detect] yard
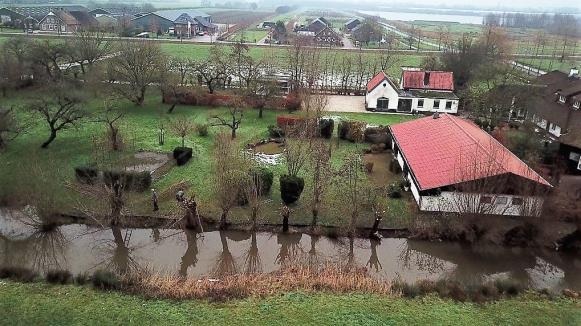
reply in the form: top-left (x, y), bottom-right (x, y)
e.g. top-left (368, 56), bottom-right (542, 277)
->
top-left (0, 89), bottom-right (415, 230)
top-left (1, 281), bottom-right (579, 325)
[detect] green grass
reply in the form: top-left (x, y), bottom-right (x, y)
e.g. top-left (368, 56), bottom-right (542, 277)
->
top-left (0, 281), bottom-right (579, 325)
top-left (0, 89), bottom-right (415, 228)
top-left (516, 57), bottom-right (581, 73)
top-left (227, 29), bottom-right (269, 43)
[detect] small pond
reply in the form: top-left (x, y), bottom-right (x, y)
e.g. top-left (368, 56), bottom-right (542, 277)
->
top-left (1, 210), bottom-right (580, 291)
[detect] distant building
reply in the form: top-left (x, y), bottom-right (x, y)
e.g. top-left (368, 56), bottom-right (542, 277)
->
top-left (344, 18), bottom-right (361, 32)
top-left (365, 68), bottom-right (459, 113)
top-left (38, 10), bottom-right (97, 33)
top-left (0, 4), bottom-right (87, 29)
top-left (130, 9), bottom-right (215, 36)
top-left (389, 114), bottom-right (551, 216)
top-left (527, 68), bottom-right (581, 174)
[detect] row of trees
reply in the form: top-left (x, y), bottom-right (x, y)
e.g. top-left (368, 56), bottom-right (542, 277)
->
top-left (483, 12), bottom-right (580, 37)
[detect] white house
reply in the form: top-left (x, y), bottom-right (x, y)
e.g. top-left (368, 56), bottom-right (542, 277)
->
top-left (365, 68), bottom-right (459, 114)
top-left (388, 113), bottom-right (552, 217)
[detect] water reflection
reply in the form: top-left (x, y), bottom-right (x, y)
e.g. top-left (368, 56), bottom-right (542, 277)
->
top-left (0, 211), bottom-right (580, 291)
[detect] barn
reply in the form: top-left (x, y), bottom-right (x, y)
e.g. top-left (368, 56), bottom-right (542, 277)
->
top-left (388, 113), bottom-right (551, 216)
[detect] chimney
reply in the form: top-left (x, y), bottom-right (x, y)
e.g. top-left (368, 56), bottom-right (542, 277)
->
top-left (569, 67), bottom-right (579, 78)
top-left (433, 112), bottom-right (440, 119)
top-left (423, 72), bottom-right (430, 86)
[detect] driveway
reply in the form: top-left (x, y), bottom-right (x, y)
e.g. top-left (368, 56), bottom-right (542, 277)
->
top-left (324, 95), bottom-right (366, 112)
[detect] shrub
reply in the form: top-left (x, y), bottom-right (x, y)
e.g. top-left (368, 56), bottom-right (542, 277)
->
top-left (338, 121), bottom-right (349, 139)
top-left (103, 170), bottom-right (152, 192)
top-left (173, 147), bottom-right (193, 166)
top-left (46, 270), bottom-right (72, 284)
top-left (0, 266), bottom-right (38, 282)
top-left (284, 92), bottom-right (302, 111)
top-left (197, 123), bottom-right (209, 137)
top-left (268, 125), bottom-right (285, 138)
top-left (277, 115), bottom-right (304, 129)
top-left (387, 182), bottom-right (401, 198)
top-left (389, 159), bottom-right (402, 174)
top-left (392, 280), bottom-right (420, 298)
top-left (279, 174), bottom-right (305, 204)
top-left (318, 119), bottom-right (334, 138)
top-left (251, 167), bottom-right (274, 195)
top-left (494, 278), bottom-right (523, 296)
top-left (364, 126), bottom-right (389, 144)
top-left (92, 270), bottom-right (120, 290)
top-left (74, 166), bottom-right (99, 184)
top-left (74, 273), bottom-right (90, 285)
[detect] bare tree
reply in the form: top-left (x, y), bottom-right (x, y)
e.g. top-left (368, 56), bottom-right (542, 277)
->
top-left (27, 39), bottom-right (68, 81)
top-left (95, 101), bottom-right (124, 151)
top-left (28, 88), bottom-right (86, 148)
top-left (209, 100), bottom-right (244, 139)
top-left (212, 133), bottom-right (247, 228)
top-left (68, 30), bottom-right (111, 75)
top-left (308, 138), bottom-right (332, 227)
top-left (107, 40), bottom-right (164, 106)
top-left (335, 153), bottom-right (366, 234)
top-left (169, 115), bottom-right (196, 147)
top-left (190, 45), bottom-right (230, 94)
top-left (0, 107), bottom-right (25, 151)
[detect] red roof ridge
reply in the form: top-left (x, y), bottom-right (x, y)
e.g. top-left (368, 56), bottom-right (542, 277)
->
top-left (445, 114), bottom-right (551, 187)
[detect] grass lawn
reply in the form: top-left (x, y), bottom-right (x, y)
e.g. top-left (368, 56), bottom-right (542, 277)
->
top-left (0, 281), bottom-right (579, 325)
top-left (227, 29), bottom-right (269, 43)
top-left (516, 57), bottom-right (581, 73)
top-left (0, 89), bottom-right (415, 229)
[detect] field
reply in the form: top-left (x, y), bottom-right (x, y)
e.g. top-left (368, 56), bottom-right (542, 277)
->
top-left (1, 281), bottom-right (579, 325)
top-left (0, 88), bottom-right (415, 229)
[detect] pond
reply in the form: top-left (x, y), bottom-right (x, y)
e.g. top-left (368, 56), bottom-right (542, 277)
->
top-left (1, 210), bottom-right (580, 291)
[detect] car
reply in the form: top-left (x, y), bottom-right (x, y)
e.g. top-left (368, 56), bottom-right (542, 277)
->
top-left (196, 31), bottom-right (205, 36)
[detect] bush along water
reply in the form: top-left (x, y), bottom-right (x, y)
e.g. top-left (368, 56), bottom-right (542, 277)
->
top-left (280, 175), bottom-right (305, 204)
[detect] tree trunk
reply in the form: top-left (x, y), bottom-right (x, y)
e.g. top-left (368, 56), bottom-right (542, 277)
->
top-left (311, 208), bottom-right (318, 228)
top-left (110, 127), bottom-right (120, 151)
top-left (41, 129), bottom-right (57, 148)
top-left (258, 107), bottom-right (263, 119)
top-left (167, 102), bottom-right (177, 114)
top-left (219, 210), bottom-right (228, 229)
top-left (231, 128), bottom-right (236, 139)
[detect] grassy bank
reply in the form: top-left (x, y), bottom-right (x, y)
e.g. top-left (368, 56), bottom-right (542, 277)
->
top-left (0, 281), bottom-right (578, 325)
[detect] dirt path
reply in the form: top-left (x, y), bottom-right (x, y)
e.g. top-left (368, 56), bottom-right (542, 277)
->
top-left (324, 95), bottom-right (366, 112)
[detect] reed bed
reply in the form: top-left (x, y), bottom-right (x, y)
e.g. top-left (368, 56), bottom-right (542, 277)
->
top-left (122, 265), bottom-right (391, 301)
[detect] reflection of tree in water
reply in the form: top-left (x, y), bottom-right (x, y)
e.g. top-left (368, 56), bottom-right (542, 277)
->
top-left (213, 231), bottom-right (237, 277)
top-left (276, 233), bottom-right (303, 267)
top-left (0, 224), bottom-right (68, 273)
top-left (92, 226), bottom-right (140, 275)
top-left (398, 242), bottom-right (447, 274)
top-left (179, 230), bottom-right (199, 277)
top-left (307, 235), bottom-right (320, 269)
top-left (366, 239), bottom-right (382, 272)
top-left (244, 232), bottom-right (262, 274)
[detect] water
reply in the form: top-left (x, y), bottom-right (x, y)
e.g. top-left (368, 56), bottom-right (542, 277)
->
top-left (361, 10), bottom-right (484, 25)
top-left (1, 212), bottom-right (580, 291)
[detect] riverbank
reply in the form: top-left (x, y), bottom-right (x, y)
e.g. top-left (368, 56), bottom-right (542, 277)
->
top-left (0, 281), bottom-right (578, 325)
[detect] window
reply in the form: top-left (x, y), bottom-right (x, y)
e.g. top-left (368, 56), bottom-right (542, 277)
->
top-left (559, 95), bottom-right (566, 103)
top-left (433, 100), bottom-right (440, 109)
top-left (512, 198), bottom-right (524, 206)
top-left (417, 99), bottom-right (424, 108)
top-left (574, 101), bottom-right (580, 109)
top-left (445, 101), bottom-right (452, 110)
top-left (480, 196), bottom-right (493, 204)
top-left (495, 197), bottom-right (508, 205)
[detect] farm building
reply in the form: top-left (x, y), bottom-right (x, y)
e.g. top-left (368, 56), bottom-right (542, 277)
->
top-left (38, 10), bottom-right (97, 33)
top-left (130, 9), bottom-right (215, 36)
top-left (388, 113), bottom-right (551, 216)
top-left (344, 18), bottom-right (361, 32)
top-left (366, 68), bottom-right (459, 113)
top-left (0, 4), bottom-right (87, 29)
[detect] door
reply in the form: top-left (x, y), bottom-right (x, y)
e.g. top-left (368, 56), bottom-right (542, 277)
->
top-left (377, 97), bottom-right (389, 111)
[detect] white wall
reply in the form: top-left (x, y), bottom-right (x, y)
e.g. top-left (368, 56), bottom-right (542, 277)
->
top-left (365, 81), bottom-right (400, 110)
top-left (418, 191), bottom-right (544, 217)
top-left (410, 97), bottom-right (458, 114)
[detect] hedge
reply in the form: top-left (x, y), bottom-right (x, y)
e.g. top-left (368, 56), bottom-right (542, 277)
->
top-left (364, 126), bottom-right (390, 144)
top-left (251, 167), bottom-right (274, 194)
top-left (103, 170), bottom-right (152, 192)
top-left (319, 119), bottom-right (334, 138)
top-left (74, 166), bottom-right (99, 185)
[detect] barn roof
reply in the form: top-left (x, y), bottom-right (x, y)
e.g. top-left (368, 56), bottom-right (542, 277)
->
top-left (389, 114), bottom-right (551, 191)
top-left (401, 70), bottom-right (454, 91)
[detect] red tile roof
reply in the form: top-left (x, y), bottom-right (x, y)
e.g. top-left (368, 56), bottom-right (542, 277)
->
top-left (389, 114), bottom-right (551, 191)
top-left (402, 71), bottom-right (454, 91)
top-left (367, 71), bottom-right (388, 92)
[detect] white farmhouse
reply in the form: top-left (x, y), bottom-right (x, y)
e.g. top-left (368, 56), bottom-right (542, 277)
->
top-left (388, 113), bottom-right (552, 217)
top-left (365, 68), bottom-right (459, 114)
